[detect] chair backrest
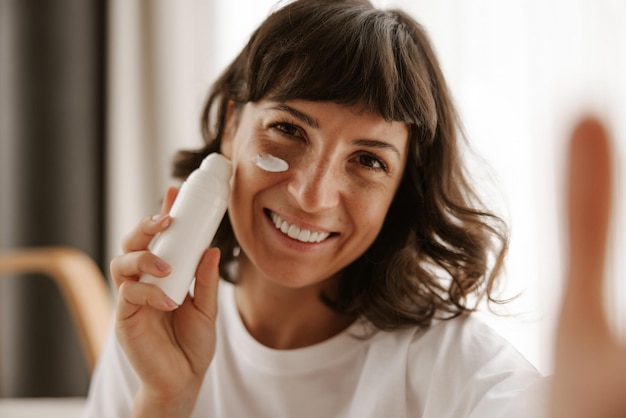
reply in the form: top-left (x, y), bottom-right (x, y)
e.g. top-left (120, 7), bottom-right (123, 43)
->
top-left (0, 246), bottom-right (113, 372)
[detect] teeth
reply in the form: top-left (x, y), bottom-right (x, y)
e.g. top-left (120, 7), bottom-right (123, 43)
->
top-left (270, 212), bottom-right (330, 243)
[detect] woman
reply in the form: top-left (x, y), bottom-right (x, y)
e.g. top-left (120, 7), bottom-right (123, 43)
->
top-left (84, 0), bottom-right (613, 416)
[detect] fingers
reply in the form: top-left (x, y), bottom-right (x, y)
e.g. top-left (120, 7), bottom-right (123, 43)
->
top-left (121, 187), bottom-right (179, 254)
top-left (113, 187), bottom-right (182, 334)
top-left (110, 250), bottom-right (171, 288)
top-left (161, 186), bottom-right (178, 215)
top-left (568, 116), bottom-right (613, 276)
top-left (121, 214), bottom-right (172, 254)
top-left (117, 281), bottom-right (178, 321)
top-left (192, 248), bottom-right (221, 320)
top-left (565, 115), bottom-right (613, 327)
top-left (114, 214), bottom-right (172, 289)
top-left (113, 187), bottom-right (179, 288)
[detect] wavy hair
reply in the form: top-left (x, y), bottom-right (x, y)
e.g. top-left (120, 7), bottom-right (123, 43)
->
top-left (173, 0), bottom-right (509, 330)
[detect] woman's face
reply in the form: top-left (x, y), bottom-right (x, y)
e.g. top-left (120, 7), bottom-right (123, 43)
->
top-left (221, 100), bottom-right (409, 289)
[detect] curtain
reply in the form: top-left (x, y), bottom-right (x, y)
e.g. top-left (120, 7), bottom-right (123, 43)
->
top-left (106, 0), bottom-right (626, 378)
top-left (0, 0), bottom-right (106, 397)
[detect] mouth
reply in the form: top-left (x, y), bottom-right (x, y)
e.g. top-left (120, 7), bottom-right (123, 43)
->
top-left (265, 209), bottom-right (336, 243)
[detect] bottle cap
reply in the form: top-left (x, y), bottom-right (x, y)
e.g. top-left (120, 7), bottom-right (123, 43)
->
top-left (200, 153), bottom-right (233, 184)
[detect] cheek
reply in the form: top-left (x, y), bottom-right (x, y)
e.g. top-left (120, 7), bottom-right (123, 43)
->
top-left (229, 163), bottom-right (259, 207)
top-left (227, 164), bottom-right (254, 223)
top-left (256, 141), bottom-right (305, 174)
top-left (227, 159), bottom-right (279, 220)
top-left (227, 169), bottom-right (259, 250)
top-left (231, 131), bottom-right (301, 176)
top-left (346, 192), bottom-right (393, 236)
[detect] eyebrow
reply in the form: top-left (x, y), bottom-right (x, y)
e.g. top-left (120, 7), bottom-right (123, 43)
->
top-left (354, 139), bottom-right (401, 158)
top-left (269, 104), bottom-right (320, 129)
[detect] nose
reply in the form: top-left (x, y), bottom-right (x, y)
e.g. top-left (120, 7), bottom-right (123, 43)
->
top-left (287, 159), bottom-right (340, 212)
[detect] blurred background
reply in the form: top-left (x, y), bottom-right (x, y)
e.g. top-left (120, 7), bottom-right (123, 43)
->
top-left (0, 0), bottom-right (624, 398)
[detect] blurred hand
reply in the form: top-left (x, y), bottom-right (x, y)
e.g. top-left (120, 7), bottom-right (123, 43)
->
top-left (550, 117), bottom-right (626, 417)
top-left (110, 187), bottom-right (221, 417)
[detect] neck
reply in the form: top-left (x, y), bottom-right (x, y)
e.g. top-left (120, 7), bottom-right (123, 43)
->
top-left (234, 258), bottom-right (355, 349)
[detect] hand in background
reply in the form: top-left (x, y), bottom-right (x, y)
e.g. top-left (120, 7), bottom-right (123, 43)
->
top-left (550, 117), bottom-right (626, 417)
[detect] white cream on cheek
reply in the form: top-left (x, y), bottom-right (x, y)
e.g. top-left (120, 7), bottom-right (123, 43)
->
top-left (254, 153), bottom-right (289, 172)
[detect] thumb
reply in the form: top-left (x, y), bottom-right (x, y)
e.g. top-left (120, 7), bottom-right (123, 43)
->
top-left (193, 247), bottom-right (221, 320)
top-left (565, 116), bottom-right (612, 326)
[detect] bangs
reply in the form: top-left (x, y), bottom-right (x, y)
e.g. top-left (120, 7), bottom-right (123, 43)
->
top-left (241, 2), bottom-right (439, 138)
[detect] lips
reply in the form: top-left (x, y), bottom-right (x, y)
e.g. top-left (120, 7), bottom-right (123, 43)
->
top-left (268, 211), bottom-right (332, 243)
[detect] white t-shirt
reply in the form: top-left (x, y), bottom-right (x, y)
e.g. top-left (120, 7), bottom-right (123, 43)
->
top-left (84, 281), bottom-right (548, 418)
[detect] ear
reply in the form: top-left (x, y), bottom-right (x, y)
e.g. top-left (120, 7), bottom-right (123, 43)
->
top-left (220, 101), bottom-right (237, 159)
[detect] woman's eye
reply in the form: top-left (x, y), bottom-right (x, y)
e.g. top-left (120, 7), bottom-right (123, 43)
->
top-left (271, 122), bottom-right (299, 137)
top-left (357, 154), bottom-right (388, 172)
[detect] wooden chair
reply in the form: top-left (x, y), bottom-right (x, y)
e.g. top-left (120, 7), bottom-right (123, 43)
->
top-left (0, 246), bottom-right (113, 372)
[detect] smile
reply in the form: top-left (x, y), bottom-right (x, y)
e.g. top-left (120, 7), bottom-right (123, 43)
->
top-left (269, 211), bottom-right (332, 243)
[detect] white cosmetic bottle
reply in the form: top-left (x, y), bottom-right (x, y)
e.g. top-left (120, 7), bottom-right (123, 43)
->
top-left (140, 153), bottom-right (232, 306)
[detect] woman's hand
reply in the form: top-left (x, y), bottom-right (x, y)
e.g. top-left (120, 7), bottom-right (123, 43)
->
top-left (110, 187), bottom-right (221, 417)
top-left (550, 117), bottom-right (626, 417)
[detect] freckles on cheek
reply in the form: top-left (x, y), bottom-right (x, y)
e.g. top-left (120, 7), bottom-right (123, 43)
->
top-left (228, 163), bottom-right (252, 208)
top-left (355, 195), bottom-right (394, 230)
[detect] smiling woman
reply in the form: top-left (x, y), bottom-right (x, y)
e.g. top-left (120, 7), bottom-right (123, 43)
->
top-left (173, 2), bottom-right (509, 332)
top-left (84, 2), bottom-right (545, 417)
top-left (81, 1), bottom-right (587, 417)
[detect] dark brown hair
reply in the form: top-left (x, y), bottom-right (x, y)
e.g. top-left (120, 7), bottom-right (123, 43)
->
top-left (174, 0), bottom-right (509, 330)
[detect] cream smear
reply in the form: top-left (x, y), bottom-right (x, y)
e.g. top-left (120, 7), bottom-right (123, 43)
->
top-left (255, 153), bottom-right (289, 172)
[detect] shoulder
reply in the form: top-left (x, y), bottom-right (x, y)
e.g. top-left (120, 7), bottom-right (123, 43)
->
top-left (410, 314), bottom-right (535, 368)
top-left (363, 314), bottom-right (540, 378)
top-left (407, 314), bottom-right (542, 383)
top-left (345, 315), bottom-right (546, 417)
top-left (402, 315), bottom-right (547, 417)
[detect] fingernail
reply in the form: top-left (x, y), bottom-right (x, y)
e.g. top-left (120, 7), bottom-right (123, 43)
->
top-left (155, 258), bottom-right (171, 272)
top-left (151, 214), bottom-right (171, 227)
top-left (165, 297), bottom-right (178, 310)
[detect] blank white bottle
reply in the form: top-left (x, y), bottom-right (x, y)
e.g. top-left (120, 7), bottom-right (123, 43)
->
top-left (140, 153), bottom-right (232, 306)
